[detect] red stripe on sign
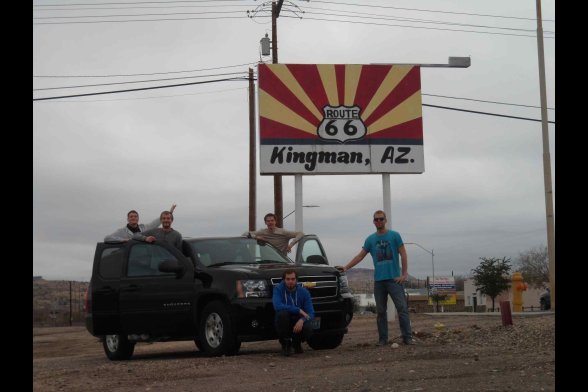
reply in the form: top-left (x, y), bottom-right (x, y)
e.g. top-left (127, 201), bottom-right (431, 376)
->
top-left (353, 65), bottom-right (394, 115)
top-left (286, 64), bottom-right (330, 113)
top-left (364, 66), bottom-right (421, 126)
top-left (259, 65), bottom-right (319, 126)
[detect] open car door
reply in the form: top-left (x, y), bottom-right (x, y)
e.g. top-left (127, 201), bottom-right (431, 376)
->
top-left (294, 234), bottom-right (330, 265)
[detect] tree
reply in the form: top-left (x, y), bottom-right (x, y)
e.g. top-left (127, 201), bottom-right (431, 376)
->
top-left (471, 257), bottom-right (512, 311)
top-left (430, 291), bottom-right (448, 312)
top-left (515, 245), bottom-right (548, 289)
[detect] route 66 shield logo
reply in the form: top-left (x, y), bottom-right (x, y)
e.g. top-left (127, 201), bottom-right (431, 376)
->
top-left (317, 105), bottom-right (367, 143)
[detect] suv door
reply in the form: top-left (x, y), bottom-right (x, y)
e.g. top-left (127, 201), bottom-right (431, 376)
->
top-left (91, 243), bottom-right (125, 335)
top-left (119, 241), bottom-right (194, 336)
top-left (294, 234), bottom-right (329, 265)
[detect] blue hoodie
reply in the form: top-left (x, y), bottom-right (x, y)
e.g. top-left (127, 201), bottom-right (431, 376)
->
top-left (272, 280), bottom-right (315, 323)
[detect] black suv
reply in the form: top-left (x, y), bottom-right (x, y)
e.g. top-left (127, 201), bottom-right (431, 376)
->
top-left (85, 235), bottom-right (354, 360)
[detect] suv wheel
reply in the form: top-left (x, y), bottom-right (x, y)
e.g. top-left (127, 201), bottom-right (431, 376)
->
top-left (198, 301), bottom-right (238, 356)
top-left (103, 334), bottom-right (135, 360)
top-left (307, 333), bottom-right (344, 350)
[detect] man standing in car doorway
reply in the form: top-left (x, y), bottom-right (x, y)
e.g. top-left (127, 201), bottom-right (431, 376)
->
top-left (244, 213), bottom-right (304, 254)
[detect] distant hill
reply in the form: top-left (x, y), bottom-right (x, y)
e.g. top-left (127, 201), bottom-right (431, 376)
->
top-left (344, 267), bottom-right (374, 281)
top-left (345, 268), bottom-right (425, 293)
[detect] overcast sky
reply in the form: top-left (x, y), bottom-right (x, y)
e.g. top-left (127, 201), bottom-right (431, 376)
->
top-left (33, 0), bottom-right (555, 281)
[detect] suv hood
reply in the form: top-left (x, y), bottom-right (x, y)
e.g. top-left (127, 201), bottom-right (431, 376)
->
top-left (210, 263), bottom-right (341, 278)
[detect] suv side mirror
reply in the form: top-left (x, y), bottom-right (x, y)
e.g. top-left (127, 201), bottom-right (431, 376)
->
top-left (159, 260), bottom-right (185, 277)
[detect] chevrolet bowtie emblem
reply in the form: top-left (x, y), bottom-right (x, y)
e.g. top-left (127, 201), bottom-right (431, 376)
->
top-left (302, 282), bottom-right (317, 288)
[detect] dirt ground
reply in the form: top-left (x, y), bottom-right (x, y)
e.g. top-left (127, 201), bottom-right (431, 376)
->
top-left (33, 312), bottom-right (555, 392)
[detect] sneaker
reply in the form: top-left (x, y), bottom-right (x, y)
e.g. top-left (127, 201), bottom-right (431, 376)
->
top-left (281, 339), bottom-right (292, 356)
top-left (376, 340), bottom-right (388, 346)
top-left (403, 338), bottom-right (416, 345)
top-left (292, 342), bottom-right (304, 354)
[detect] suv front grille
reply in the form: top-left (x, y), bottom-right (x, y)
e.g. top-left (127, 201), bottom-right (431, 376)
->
top-left (271, 275), bottom-right (338, 299)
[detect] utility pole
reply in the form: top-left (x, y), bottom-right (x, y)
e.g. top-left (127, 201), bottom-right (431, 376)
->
top-left (272, 0), bottom-right (284, 227)
top-left (535, 0), bottom-right (555, 311)
top-left (248, 68), bottom-right (257, 231)
top-left (69, 281), bottom-right (73, 326)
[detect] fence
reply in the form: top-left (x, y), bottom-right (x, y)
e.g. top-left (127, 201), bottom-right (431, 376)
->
top-left (32, 280), bottom-right (89, 327)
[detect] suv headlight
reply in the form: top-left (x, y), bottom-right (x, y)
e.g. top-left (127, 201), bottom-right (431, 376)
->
top-left (236, 280), bottom-right (270, 298)
top-left (339, 274), bottom-right (350, 294)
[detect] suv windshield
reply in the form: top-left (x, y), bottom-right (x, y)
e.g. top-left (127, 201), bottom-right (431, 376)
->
top-left (191, 238), bottom-right (293, 267)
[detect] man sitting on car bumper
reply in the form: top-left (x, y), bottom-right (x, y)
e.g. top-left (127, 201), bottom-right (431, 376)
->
top-left (272, 269), bottom-right (315, 356)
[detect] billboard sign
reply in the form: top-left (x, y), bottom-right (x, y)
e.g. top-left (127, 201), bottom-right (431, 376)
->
top-left (428, 276), bottom-right (457, 305)
top-left (258, 64), bottom-right (424, 174)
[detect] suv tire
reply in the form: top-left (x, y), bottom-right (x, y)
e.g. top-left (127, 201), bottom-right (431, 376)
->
top-left (103, 334), bottom-right (135, 360)
top-left (199, 301), bottom-right (238, 356)
top-left (307, 333), bottom-right (344, 350)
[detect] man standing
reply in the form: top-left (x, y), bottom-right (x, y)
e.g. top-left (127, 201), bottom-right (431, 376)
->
top-left (272, 269), bottom-right (315, 356)
top-left (336, 210), bottom-right (414, 346)
top-left (104, 204), bottom-right (176, 242)
top-left (245, 213), bottom-right (304, 254)
top-left (133, 210), bottom-right (183, 250)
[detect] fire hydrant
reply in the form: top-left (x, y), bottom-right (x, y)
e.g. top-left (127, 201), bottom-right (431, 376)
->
top-left (512, 272), bottom-right (528, 312)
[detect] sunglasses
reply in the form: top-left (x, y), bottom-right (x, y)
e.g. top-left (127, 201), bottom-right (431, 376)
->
top-left (373, 217), bottom-right (385, 222)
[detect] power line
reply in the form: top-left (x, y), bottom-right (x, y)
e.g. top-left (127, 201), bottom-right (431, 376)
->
top-left (34, 75), bottom-right (555, 110)
top-left (33, 6), bottom-right (554, 36)
top-left (34, 15), bottom-right (245, 24)
top-left (423, 103), bottom-right (555, 124)
top-left (33, 2), bottom-right (554, 36)
top-left (33, 4), bottom-right (251, 11)
top-left (423, 93), bottom-right (555, 111)
top-left (283, 15), bottom-right (553, 38)
top-left (33, 61), bottom-right (258, 78)
top-left (33, 76), bottom-right (249, 101)
top-left (33, 77), bottom-right (556, 125)
top-left (31, 60), bottom-right (555, 111)
top-left (33, 1), bottom-right (248, 6)
top-left (33, 10), bottom-right (245, 20)
top-left (33, 71), bottom-right (248, 91)
top-left (303, 10), bottom-right (554, 35)
top-left (302, 5), bottom-right (555, 34)
top-left (312, 0), bottom-right (555, 22)
top-left (37, 86), bottom-right (247, 103)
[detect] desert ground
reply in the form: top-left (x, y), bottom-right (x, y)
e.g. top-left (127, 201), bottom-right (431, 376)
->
top-left (33, 312), bottom-right (555, 392)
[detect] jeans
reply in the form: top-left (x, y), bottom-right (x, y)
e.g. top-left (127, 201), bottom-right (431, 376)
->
top-left (374, 279), bottom-right (412, 342)
top-left (275, 310), bottom-right (313, 344)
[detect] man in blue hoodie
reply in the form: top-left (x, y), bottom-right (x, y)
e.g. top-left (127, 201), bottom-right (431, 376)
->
top-left (272, 269), bottom-right (315, 356)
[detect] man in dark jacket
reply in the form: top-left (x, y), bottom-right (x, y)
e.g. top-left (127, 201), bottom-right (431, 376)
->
top-left (272, 269), bottom-right (315, 356)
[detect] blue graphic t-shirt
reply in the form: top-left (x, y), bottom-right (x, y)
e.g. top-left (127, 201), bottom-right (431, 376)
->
top-left (363, 230), bottom-right (404, 281)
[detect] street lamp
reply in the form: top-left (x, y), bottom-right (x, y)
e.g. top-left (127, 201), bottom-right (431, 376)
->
top-left (404, 242), bottom-right (435, 290)
top-left (370, 56), bottom-right (470, 229)
top-left (283, 205), bottom-right (319, 220)
top-left (372, 56), bottom-right (471, 68)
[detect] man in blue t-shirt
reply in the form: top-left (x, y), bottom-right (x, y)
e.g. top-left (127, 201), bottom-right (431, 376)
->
top-left (336, 210), bottom-right (414, 346)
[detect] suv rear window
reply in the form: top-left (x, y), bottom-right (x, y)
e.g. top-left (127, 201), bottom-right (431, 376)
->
top-left (99, 247), bottom-right (124, 279)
